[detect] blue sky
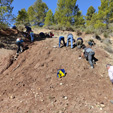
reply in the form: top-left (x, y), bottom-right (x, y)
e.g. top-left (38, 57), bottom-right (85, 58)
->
top-left (12, 0), bottom-right (101, 16)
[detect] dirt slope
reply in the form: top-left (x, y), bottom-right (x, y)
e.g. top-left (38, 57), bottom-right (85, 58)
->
top-left (0, 32), bottom-right (113, 113)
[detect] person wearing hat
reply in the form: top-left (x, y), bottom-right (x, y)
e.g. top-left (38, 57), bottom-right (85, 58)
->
top-left (106, 64), bottom-right (113, 84)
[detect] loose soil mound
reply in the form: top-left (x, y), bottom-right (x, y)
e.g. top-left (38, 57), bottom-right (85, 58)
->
top-left (0, 34), bottom-right (113, 113)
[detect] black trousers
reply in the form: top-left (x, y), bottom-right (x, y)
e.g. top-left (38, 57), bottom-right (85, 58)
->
top-left (17, 42), bottom-right (23, 53)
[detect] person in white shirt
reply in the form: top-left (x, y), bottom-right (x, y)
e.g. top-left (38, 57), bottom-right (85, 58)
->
top-left (106, 64), bottom-right (113, 84)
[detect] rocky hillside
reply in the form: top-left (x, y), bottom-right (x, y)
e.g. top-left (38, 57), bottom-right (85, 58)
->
top-left (0, 28), bottom-right (113, 113)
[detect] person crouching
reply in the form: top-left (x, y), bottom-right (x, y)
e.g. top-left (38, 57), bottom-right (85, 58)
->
top-left (16, 37), bottom-right (24, 56)
top-left (81, 46), bottom-right (95, 69)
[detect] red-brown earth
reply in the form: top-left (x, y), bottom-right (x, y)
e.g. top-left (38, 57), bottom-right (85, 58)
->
top-left (0, 28), bottom-right (113, 113)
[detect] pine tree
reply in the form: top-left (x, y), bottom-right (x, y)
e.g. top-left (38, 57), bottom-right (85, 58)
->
top-left (86, 6), bottom-right (95, 21)
top-left (16, 8), bottom-right (29, 24)
top-left (54, 0), bottom-right (77, 26)
top-left (27, 6), bottom-right (35, 25)
top-left (97, 0), bottom-right (113, 29)
top-left (86, 6), bottom-right (96, 26)
top-left (33, 0), bottom-right (48, 26)
top-left (74, 11), bottom-right (85, 27)
top-left (0, 0), bottom-right (14, 26)
top-left (54, 0), bottom-right (84, 27)
top-left (44, 9), bottom-right (54, 26)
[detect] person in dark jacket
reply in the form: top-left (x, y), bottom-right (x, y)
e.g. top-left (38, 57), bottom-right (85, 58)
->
top-left (76, 37), bottom-right (83, 49)
top-left (25, 26), bottom-right (32, 33)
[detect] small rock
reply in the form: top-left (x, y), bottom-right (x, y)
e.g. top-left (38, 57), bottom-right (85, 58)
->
top-left (41, 100), bottom-right (44, 102)
top-left (60, 83), bottom-right (63, 85)
top-left (101, 104), bottom-right (105, 108)
top-left (41, 63), bottom-right (44, 67)
top-left (101, 74), bottom-right (104, 77)
top-left (53, 46), bottom-right (57, 48)
top-left (10, 96), bottom-right (15, 99)
top-left (59, 111), bottom-right (64, 113)
top-left (20, 100), bottom-right (22, 103)
top-left (100, 103), bottom-right (105, 108)
top-left (90, 106), bottom-right (94, 109)
top-left (54, 100), bottom-right (57, 102)
top-left (63, 96), bottom-right (68, 100)
top-left (78, 57), bottom-right (81, 59)
top-left (100, 108), bottom-right (102, 110)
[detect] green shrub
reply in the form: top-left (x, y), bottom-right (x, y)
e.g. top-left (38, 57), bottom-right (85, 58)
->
top-left (17, 24), bottom-right (25, 32)
top-left (76, 30), bottom-right (82, 36)
top-left (104, 32), bottom-right (109, 38)
top-left (0, 23), bottom-right (8, 30)
top-left (85, 29), bottom-right (94, 34)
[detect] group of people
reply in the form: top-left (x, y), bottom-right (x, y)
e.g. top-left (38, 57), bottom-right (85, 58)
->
top-left (15, 28), bottom-right (113, 85)
top-left (59, 33), bottom-right (96, 69)
top-left (59, 33), bottom-right (113, 85)
top-left (15, 26), bottom-right (34, 56)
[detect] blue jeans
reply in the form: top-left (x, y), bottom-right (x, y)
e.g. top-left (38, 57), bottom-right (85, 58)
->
top-left (66, 34), bottom-right (73, 48)
top-left (30, 32), bottom-right (34, 42)
top-left (59, 36), bottom-right (66, 47)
